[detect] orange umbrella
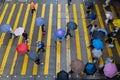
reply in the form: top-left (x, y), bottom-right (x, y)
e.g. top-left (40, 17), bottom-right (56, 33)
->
top-left (70, 59), bottom-right (85, 73)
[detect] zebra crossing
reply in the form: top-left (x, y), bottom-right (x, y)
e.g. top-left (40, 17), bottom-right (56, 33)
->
top-left (0, 3), bottom-right (120, 79)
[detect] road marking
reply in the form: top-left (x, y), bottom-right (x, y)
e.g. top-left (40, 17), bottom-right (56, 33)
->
top-left (44, 4), bottom-right (53, 75)
top-left (0, 4), bottom-right (23, 75)
top-left (65, 4), bottom-right (71, 72)
top-left (73, 4), bottom-right (82, 60)
top-left (110, 5), bottom-right (120, 57)
top-left (32, 4), bottom-right (46, 75)
top-left (21, 4), bottom-right (38, 75)
top-left (0, 4), bottom-right (14, 48)
top-left (10, 4), bottom-right (30, 75)
top-left (95, 4), bottom-right (114, 65)
top-left (80, 4), bottom-right (92, 62)
top-left (56, 4), bottom-right (61, 74)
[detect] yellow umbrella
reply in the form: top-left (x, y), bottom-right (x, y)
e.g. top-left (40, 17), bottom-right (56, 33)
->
top-left (113, 19), bottom-right (120, 27)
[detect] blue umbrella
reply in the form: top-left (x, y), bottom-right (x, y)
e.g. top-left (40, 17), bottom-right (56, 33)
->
top-left (67, 21), bottom-right (77, 30)
top-left (0, 24), bottom-right (11, 33)
top-left (97, 28), bottom-right (107, 36)
top-left (92, 31), bottom-right (106, 39)
top-left (35, 17), bottom-right (45, 26)
top-left (92, 39), bottom-right (104, 50)
top-left (84, 62), bottom-right (97, 75)
top-left (87, 13), bottom-right (97, 20)
top-left (54, 28), bottom-right (66, 39)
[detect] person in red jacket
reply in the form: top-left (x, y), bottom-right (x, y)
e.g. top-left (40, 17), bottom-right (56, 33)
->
top-left (30, 1), bottom-right (36, 14)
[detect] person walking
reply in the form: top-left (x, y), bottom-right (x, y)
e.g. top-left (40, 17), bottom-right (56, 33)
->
top-left (68, 0), bottom-right (72, 6)
top-left (65, 28), bottom-right (72, 38)
top-left (36, 41), bottom-right (45, 53)
top-left (22, 31), bottom-right (29, 42)
top-left (30, 1), bottom-right (36, 14)
top-left (41, 24), bottom-right (46, 35)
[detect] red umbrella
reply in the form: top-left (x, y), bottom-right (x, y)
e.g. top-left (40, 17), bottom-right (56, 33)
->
top-left (16, 43), bottom-right (29, 54)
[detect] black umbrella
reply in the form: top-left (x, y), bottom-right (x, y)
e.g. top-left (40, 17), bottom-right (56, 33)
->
top-left (67, 21), bottom-right (77, 30)
top-left (57, 70), bottom-right (69, 80)
top-left (92, 31), bottom-right (106, 39)
top-left (28, 50), bottom-right (39, 61)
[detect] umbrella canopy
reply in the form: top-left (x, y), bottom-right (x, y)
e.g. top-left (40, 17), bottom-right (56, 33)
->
top-left (0, 24), bottom-right (11, 33)
top-left (35, 17), bottom-right (45, 26)
top-left (16, 43), bottom-right (29, 54)
top-left (14, 27), bottom-right (24, 36)
top-left (113, 19), bottom-right (120, 27)
top-left (105, 11), bottom-right (114, 20)
top-left (87, 13), bottom-right (97, 20)
top-left (92, 48), bottom-right (102, 58)
top-left (57, 70), bottom-right (69, 80)
top-left (67, 21), bottom-right (77, 30)
top-left (70, 59), bottom-right (85, 73)
top-left (92, 31), bottom-right (106, 39)
top-left (104, 63), bottom-right (118, 78)
top-left (28, 50), bottom-right (39, 61)
top-left (84, 62), bottom-right (97, 75)
top-left (54, 28), bottom-right (66, 39)
top-left (92, 39), bottom-right (104, 50)
top-left (97, 28), bottom-right (107, 36)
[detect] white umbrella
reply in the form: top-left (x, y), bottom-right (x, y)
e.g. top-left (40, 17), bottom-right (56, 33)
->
top-left (92, 48), bottom-right (102, 58)
top-left (14, 27), bottom-right (24, 36)
top-left (105, 11), bottom-right (114, 20)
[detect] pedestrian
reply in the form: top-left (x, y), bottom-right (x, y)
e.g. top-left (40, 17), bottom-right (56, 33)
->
top-left (68, 0), bottom-right (72, 6)
top-left (22, 31), bottom-right (29, 42)
top-left (105, 11), bottom-right (114, 25)
top-left (89, 24), bottom-right (98, 35)
top-left (30, 1), bottom-right (36, 15)
top-left (9, 27), bottom-right (17, 38)
top-left (65, 28), bottom-right (72, 38)
top-left (36, 41), bottom-right (45, 53)
top-left (41, 24), bottom-right (47, 35)
top-left (104, 0), bottom-right (111, 8)
top-left (105, 36), bottom-right (115, 48)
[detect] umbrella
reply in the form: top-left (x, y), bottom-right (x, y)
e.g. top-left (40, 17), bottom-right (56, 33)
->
top-left (92, 39), bottom-right (104, 50)
top-left (14, 27), bottom-right (24, 36)
top-left (92, 48), bottom-right (102, 58)
top-left (28, 50), bottom-right (39, 61)
top-left (92, 31), bottom-right (106, 39)
top-left (84, 62), bottom-right (97, 75)
top-left (67, 21), bottom-right (77, 30)
top-left (104, 63), bottom-right (118, 78)
top-left (54, 28), bottom-right (66, 39)
top-left (97, 28), bottom-right (107, 36)
top-left (16, 43), bottom-right (29, 54)
top-left (35, 17), bottom-right (45, 26)
top-left (113, 19), bottom-right (120, 27)
top-left (57, 70), bottom-right (69, 80)
top-left (87, 13), bottom-right (97, 20)
top-left (0, 24), bottom-right (11, 33)
top-left (105, 11), bottom-right (114, 20)
top-left (70, 59), bottom-right (85, 73)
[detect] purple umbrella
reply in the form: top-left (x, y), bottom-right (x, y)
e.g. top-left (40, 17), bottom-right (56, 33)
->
top-left (103, 63), bottom-right (118, 78)
top-left (54, 28), bottom-right (66, 39)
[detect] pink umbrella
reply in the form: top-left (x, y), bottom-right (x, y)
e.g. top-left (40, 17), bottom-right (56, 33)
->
top-left (103, 63), bottom-right (118, 78)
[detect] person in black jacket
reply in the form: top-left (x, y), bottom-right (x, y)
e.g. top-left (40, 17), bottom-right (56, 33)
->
top-left (22, 31), bottom-right (29, 42)
top-left (65, 28), bottom-right (72, 38)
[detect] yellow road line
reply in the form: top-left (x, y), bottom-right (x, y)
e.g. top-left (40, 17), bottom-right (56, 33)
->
top-left (0, 4), bottom-right (23, 75)
top-left (33, 4), bottom-right (46, 75)
top-left (44, 4), bottom-right (53, 75)
top-left (65, 4), bottom-right (71, 72)
top-left (80, 4), bottom-right (92, 62)
top-left (56, 4), bottom-right (61, 74)
top-left (95, 4), bottom-right (114, 65)
top-left (21, 4), bottom-right (38, 75)
top-left (0, 4), bottom-right (16, 47)
top-left (0, 3), bottom-right (8, 24)
top-left (73, 4), bottom-right (82, 60)
top-left (110, 6), bottom-right (120, 57)
top-left (10, 4), bottom-right (30, 75)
